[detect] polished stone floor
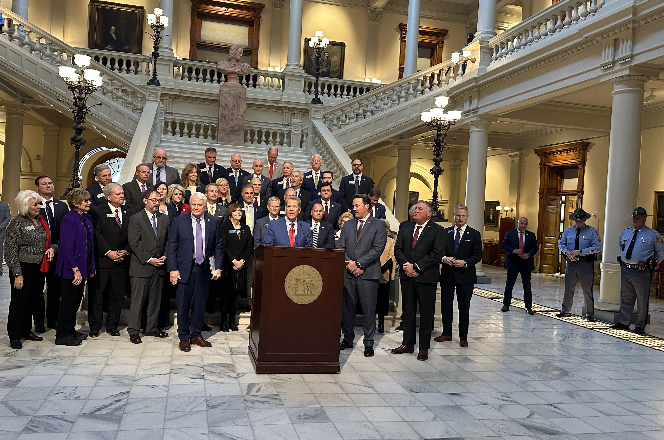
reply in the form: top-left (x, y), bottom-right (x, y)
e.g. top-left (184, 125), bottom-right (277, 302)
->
top-left (2, 264), bottom-right (664, 439)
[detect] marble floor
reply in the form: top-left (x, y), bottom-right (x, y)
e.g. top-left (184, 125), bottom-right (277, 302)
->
top-left (2, 264), bottom-right (664, 439)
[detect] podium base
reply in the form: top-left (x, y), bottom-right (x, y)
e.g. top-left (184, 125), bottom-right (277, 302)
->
top-left (249, 343), bottom-right (340, 374)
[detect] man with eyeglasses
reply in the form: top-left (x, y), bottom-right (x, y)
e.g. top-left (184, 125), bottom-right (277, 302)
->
top-left (225, 153), bottom-right (249, 202)
top-left (151, 149), bottom-right (181, 186)
top-left (123, 164), bottom-right (154, 213)
top-left (436, 205), bottom-right (482, 348)
top-left (35, 175), bottom-right (69, 332)
top-left (339, 159), bottom-right (374, 210)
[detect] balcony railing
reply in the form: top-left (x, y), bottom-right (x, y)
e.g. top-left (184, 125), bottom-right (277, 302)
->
top-left (173, 59), bottom-right (285, 91)
top-left (304, 76), bottom-right (378, 100)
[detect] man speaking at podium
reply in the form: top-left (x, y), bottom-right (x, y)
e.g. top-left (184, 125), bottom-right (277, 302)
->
top-left (263, 196), bottom-right (313, 248)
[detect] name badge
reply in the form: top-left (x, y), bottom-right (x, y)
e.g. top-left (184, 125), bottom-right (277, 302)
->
top-left (25, 225), bottom-right (35, 231)
top-left (97, 193), bottom-right (105, 198)
top-left (107, 214), bottom-right (116, 218)
top-left (230, 230), bottom-right (238, 234)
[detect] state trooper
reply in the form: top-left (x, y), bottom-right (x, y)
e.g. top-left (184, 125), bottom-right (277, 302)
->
top-left (556, 208), bottom-right (601, 321)
top-left (610, 207), bottom-right (664, 334)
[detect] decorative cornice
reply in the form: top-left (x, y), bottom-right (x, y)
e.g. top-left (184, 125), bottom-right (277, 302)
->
top-left (273, 0), bottom-right (284, 9)
top-left (368, 7), bottom-right (383, 22)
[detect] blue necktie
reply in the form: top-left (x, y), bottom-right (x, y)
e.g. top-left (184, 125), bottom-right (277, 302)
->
top-left (151, 214), bottom-right (157, 236)
top-left (45, 200), bottom-right (55, 229)
top-left (354, 176), bottom-right (359, 194)
top-left (156, 167), bottom-right (162, 184)
top-left (454, 228), bottom-right (461, 252)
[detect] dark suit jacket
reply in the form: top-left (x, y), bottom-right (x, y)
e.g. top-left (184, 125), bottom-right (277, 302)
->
top-left (208, 203), bottom-right (228, 222)
top-left (199, 162), bottom-right (226, 186)
top-left (162, 204), bottom-right (178, 223)
top-left (90, 203), bottom-right (134, 270)
top-left (219, 218), bottom-right (253, 268)
top-left (271, 176), bottom-right (290, 194)
top-left (40, 198), bottom-right (69, 245)
top-left (310, 220), bottom-right (335, 249)
top-left (128, 210), bottom-right (169, 278)
top-left (239, 174), bottom-right (272, 200)
top-left (337, 216), bottom-right (387, 280)
top-left (123, 178), bottom-right (153, 213)
top-left (313, 188), bottom-right (347, 212)
top-left (304, 198), bottom-right (343, 229)
top-left (86, 183), bottom-right (106, 207)
top-left (302, 170), bottom-right (322, 194)
top-left (226, 168), bottom-right (250, 201)
top-left (166, 212), bottom-right (223, 284)
top-left (184, 185), bottom-right (206, 205)
top-left (339, 174), bottom-right (374, 208)
top-left (151, 163), bottom-right (181, 186)
top-left (55, 211), bottom-right (96, 279)
top-left (277, 188), bottom-right (312, 216)
top-left (502, 229), bottom-right (538, 272)
top-left (240, 203), bottom-right (266, 232)
top-left (440, 225), bottom-right (483, 285)
top-left (264, 218), bottom-right (313, 248)
top-left (253, 215), bottom-right (282, 248)
top-left (371, 203), bottom-right (387, 219)
top-left (395, 221), bottom-right (445, 284)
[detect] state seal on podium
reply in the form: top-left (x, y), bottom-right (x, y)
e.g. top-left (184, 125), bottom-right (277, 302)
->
top-left (284, 265), bottom-right (323, 305)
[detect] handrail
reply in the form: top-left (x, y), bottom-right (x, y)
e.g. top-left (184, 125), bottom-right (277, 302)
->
top-left (173, 58), bottom-right (285, 91)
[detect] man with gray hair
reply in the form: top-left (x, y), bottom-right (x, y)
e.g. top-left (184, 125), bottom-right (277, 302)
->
top-left (89, 183), bottom-right (134, 337)
top-left (123, 164), bottom-right (153, 213)
top-left (254, 196), bottom-right (282, 248)
top-left (86, 164), bottom-right (113, 207)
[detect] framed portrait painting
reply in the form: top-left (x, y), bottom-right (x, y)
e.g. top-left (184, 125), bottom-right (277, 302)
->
top-left (303, 39), bottom-right (345, 79)
top-left (88, 0), bottom-right (145, 54)
top-left (484, 200), bottom-right (500, 227)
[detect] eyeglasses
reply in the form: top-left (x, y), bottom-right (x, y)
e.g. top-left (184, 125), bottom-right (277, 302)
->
top-left (351, 164), bottom-right (362, 167)
top-left (147, 198), bottom-right (161, 203)
top-left (153, 156), bottom-right (167, 160)
top-left (83, 199), bottom-right (91, 203)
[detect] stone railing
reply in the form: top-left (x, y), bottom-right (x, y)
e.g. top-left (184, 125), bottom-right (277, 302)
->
top-left (322, 60), bottom-right (458, 131)
top-left (304, 76), bottom-right (379, 100)
top-left (490, 0), bottom-right (605, 62)
top-left (78, 48), bottom-right (153, 76)
top-left (173, 59), bottom-right (285, 91)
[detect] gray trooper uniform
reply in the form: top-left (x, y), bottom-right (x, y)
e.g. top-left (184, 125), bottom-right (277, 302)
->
top-left (558, 211), bottom-right (601, 318)
top-left (615, 217), bottom-right (664, 331)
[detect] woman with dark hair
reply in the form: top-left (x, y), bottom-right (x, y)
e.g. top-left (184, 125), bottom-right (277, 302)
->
top-left (181, 163), bottom-right (205, 204)
top-left (5, 190), bottom-right (55, 349)
top-left (155, 181), bottom-right (177, 221)
top-left (55, 188), bottom-right (96, 346)
top-left (167, 184), bottom-right (190, 215)
top-left (218, 203), bottom-right (253, 331)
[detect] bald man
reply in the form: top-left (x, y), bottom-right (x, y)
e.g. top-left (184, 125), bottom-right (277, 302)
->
top-left (225, 153), bottom-right (250, 202)
top-left (151, 149), bottom-right (181, 186)
top-left (302, 154), bottom-right (323, 194)
top-left (239, 158), bottom-right (272, 202)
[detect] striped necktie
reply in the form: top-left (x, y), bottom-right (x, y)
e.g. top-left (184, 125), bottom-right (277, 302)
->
top-left (312, 222), bottom-right (319, 248)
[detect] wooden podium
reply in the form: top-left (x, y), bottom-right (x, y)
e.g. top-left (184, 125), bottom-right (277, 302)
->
top-left (249, 246), bottom-right (346, 373)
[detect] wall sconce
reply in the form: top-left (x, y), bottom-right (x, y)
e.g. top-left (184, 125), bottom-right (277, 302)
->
top-left (496, 205), bottom-right (514, 218)
top-left (364, 78), bottom-right (382, 84)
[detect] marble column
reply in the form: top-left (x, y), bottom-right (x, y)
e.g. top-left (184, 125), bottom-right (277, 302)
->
top-left (465, 118), bottom-right (492, 279)
top-left (2, 104), bottom-right (27, 215)
top-left (402, 0), bottom-right (420, 78)
top-left (11, 0), bottom-right (29, 19)
top-left (41, 126), bottom-right (60, 182)
top-left (596, 75), bottom-right (647, 315)
top-left (395, 144), bottom-right (412, 222)
top-left (475, 0), bottom-right (496, 73)
top-left (447, 159), bottom-right (462, 219)
top-left (508, 151), bottom-right (522, 219)
top-left (284, 0), bottom-right (304, 71)
top-left (158, 0), bottom-right (174, 56)
top-left (270, 0), bottom-right (285, 69)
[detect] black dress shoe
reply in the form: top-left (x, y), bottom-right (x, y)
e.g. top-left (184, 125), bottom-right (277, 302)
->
top-left (395, 323), bottom-right (403, 332)
top-left (145, 330), bottom-right (168, 338)
top-left (10, 339), bottom-right (22, 349)
top-left (107, 329), bottom-right (120, 337)
top-left (377, 320), bottom-right (384, 334)
top-left (229, 325), bottom-right (239, 332)
top-left (556, 312), bottom-right (571, 318)
top-left (89, 331), bottom-right (99, 338)
top-left (364, 346), bottom-right (374, 357)
top-left (34, 324), bottom-right (46, 334)
top-left (221, 324), bottom-right (229, 332)
top-left (73, 331), bottom-right (88, 341)
top-left (22, 332), bottom-right (43, 341)
top-left (586, 315), bottom-right (595, 322)
top-left (129, 334), bottom-right (142, 344)
top-left (339, 340), bottom-right (353, 351)
top-left (501, 305), bottom-right (509, 312)
top-left (609, 323), bottom-right (630, 331)
top-left (633, 327), bottom-right (646, 335)
top-left (527, 309), bottom-right (535, 315)
top-left (47, 321), bottom-right (57, 329)
top-left (55, 336), bottom-right (81, 346)
top-left (202, 323), bottom-right (212, 332)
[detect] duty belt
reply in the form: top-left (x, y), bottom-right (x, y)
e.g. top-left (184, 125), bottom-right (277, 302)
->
top-left (617, 256), bottom-right (653, 271)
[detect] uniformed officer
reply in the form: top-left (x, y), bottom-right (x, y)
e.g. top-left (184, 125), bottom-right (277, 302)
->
top-left (556, 208), bottom-right (601, 321)
top-left (609, 207), bottom-right (664, 334)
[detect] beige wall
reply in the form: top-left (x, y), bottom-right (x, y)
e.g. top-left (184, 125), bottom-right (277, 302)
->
top-left (483, 152), bottom-right (511, 239)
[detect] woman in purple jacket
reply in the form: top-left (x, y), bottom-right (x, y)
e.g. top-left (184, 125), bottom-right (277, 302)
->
top-left (54, 188), bottom-right (96, 346)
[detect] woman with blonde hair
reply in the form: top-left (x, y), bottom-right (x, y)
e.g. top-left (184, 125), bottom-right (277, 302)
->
top-left (215, 177), bottom-right (232, 206)
top-left (166, 184), bottom-right (190, 216)
top-left (5, 190), bottom-right (55, 349)
top-left (335, 212), bottom-right (354, 245)
top-left (181, 163), bottom-right (205, 204)
top-left (377, 218), bottom-right (396, 333)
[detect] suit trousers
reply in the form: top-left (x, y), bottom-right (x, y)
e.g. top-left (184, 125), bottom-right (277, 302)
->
top-left (619, 266), bottom-right (652, 329)
top-left (562, 260), bottom-right (594, 317)
top-left (7, 263), bottom-right (45, 340)
top-left (441, 279), bottom-right (473, 340)
top-left (45, 266), bottom-right (62, 326)
top-left (89, 265), bottom-right (128, 332)
top-left (176, 263), bottom-right (210, 341)
top-left (55, 278), bottom-right (86, 340)
top-left (503, 263), bottom-right (533, 309)
top-left (342, 277), bottom-right (379, 347)
top-left (401, 279), bottom-right (437, 350)
top-left (159, 279), bottom-right (175, 329)
top-left (219, 272), bottom-right (238, 326)
top-left (246, 256), bottom-right (254, 300)
top-left (128, 273), bottom-right (163, 336)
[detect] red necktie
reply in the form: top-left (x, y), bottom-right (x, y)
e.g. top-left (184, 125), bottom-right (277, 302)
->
top-left (519, 232), bottom-right (524, 252)
top-left (412, 225), bottom-right (421, 248)
top-left (254, 196), bottom-right (258, 206)
top-left (323, 202), bottom-right (329, 222)
top-left (270, 163), bottom-right (274, 179)
top-left (357, 219), bottom-right (364, 239)
top-left (289, 222), bottom-right (295, 247)
top-left (115, 209), bottom-right (122, 228)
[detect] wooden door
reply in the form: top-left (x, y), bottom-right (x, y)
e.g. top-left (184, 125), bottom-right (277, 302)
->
top-left (540, 196), bottom-right (561, 273)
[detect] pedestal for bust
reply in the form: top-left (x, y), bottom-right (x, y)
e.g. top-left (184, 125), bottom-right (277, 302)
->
top-left (217, 73), bottom-right (247, 145)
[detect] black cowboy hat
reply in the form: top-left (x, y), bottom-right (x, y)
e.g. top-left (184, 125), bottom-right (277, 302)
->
top-left (569, 208), bottom-right (591, 221)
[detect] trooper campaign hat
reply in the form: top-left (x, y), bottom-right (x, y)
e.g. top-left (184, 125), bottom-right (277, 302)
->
top-left (632, 207), bottom-right (652, 217)
top-left (569, 207), bottom-right (591, 221)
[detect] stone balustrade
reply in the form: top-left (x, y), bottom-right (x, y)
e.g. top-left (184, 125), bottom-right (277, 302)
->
top-left (490, 0), bottom-right (605, 63)
top-left (173, 59), bottom-right (284, 91)
top-left (303, 76), bottom-right (378, 101)
top-left (77, 48), bottom-right (152, 76)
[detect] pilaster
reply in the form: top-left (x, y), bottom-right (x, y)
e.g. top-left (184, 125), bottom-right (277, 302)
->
top-left (41, 126), bottom-right (60, 184)
top-left (395, 142), bottom-right (412, 222)
top-left (1, 102), bottom-right (29, 215)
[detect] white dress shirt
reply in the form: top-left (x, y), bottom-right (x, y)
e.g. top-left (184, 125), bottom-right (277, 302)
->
top-left (108, 203), bottom-right (123, 224)
top-left (287, 219), bottom-right (298, 236)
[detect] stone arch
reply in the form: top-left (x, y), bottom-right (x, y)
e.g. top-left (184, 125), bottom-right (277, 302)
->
top-left (376, 163), bottom-right (433, 196)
